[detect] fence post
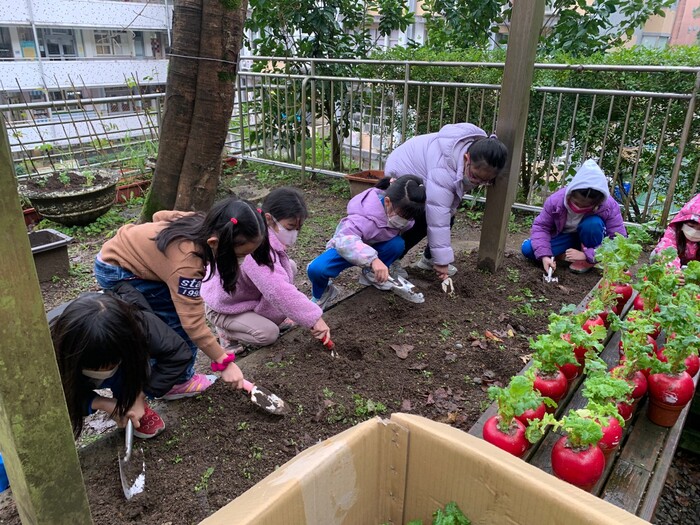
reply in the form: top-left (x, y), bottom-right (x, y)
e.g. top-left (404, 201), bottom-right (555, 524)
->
top-left (401, 62), bottom-right (410, 143)
top-left (0, 114), bottom-right (93, 523)
top-left (477, 0), bottom-right (545, 272)
top-left (659, 71), bottom-right (700, 228)
top-left (310, 60), bottom-right (317, 174)
top-left (300, 76), bottom-right (310, 180)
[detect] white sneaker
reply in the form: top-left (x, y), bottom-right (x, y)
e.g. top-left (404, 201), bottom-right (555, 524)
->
top-left (389, 261), bottom-right (408, 279)
top-left (358, 268), bottom-right (394, 290)
top-left (413, 255), bottom-right (457, 276)
top-left (312, 283), bottom-right (340, 310)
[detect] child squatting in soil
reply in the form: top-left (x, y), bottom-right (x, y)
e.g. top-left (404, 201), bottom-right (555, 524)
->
top-left (521, 159), bottom-right (627, 275)
top-left (94, 197), bottom-right (272, 396)
top-left (201, 187), bottom-right (332, 355)
top-left (652, 192), bottom-right (700, 283)
top-left (383, 123), bottom-right (508, 281)
top-left (307, 175), bottom-right (426, 309)
top-left (51, 283), bottom-right (192, 439)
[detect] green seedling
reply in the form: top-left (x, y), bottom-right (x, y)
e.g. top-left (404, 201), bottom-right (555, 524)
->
top-left (194, 467), bottom-right (215, 493)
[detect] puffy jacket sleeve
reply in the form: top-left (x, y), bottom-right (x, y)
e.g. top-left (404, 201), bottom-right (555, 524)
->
top-left (425, 168), bottom-right (457, 265)
top-left (530, 201), bottom-right (558, 259)
top-left (652, 224), bottom-right (682, 268)
top-left (244, 259), bottom-right (323, 328)
top-left (330, 217), bottom-right (379, 267)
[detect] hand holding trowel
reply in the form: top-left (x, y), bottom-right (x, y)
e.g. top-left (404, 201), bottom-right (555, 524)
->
top-left (543, 267), bottom-right (559, 284)
top-left (119, 420), bottom-right (146, 500)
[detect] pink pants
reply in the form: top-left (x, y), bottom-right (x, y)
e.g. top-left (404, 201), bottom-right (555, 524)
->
top-left (205, 307), bottom-right (280, 346)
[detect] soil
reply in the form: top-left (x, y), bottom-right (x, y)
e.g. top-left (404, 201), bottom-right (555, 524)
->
top-left (23, 170), bottom-right (114, 194)
top-left (1, 168), bottom-right (697, 524)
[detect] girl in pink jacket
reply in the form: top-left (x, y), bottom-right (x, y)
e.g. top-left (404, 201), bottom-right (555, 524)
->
top-left (652, 193), bottom-right (700, 270)
top-left (201, 188), bottom-right (331, 355)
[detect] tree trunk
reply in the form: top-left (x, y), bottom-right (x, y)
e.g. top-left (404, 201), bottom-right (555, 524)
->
top-left (141, 0), bottom-right (247, 219)
top-left (176, 0), bottom-right (246, 211)
top-left (141, 0), bottom-right (202, 221)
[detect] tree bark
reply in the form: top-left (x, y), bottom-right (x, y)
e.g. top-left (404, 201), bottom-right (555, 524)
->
top-left (176, 0), bottom-right (246, 211)
top-left (141, 0), bottom-right (247, 219)
top-left (141, 0), bottom-right (202, 221)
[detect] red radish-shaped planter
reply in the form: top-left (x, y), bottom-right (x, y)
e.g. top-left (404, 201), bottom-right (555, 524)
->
top-left (551, 437), bottom-right (605, 491)
top-left (514, 402), bottom-right (547, 426)
top-left (611, 365), bottom-right (648, 401)
top-left (583, 314), bottom-right (606, 334)
top-left (483, 416), bottom-right (530, 457)
top-left (533, 369), bottom-right (568, 410)
top-left (612, 283), bottom-right (633, 315)
top-left (647, 372), bottom-right (696, 427)
top-left (655, 347), bottom-right (700, 379)
top-left (597, 416), bottom-right (623, 457)
top-left (616, 399), bottom-right (634, 423)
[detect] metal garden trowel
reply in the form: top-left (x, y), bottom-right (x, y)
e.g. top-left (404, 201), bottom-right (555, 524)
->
top-left (242, 379), bottom-right (290, 416)
top-left (543, 267), bottom-right (559, 284)
top-left (119, 420), bottom-right (146, 500)
top-left (387, 275), bottom-right (425, 303)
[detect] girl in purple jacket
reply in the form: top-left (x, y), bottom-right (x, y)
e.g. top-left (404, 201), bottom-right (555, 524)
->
top-left (521, 160), bottom-right (627, 274)
top-left (307, 176), bottom-right (426, 309)
top-left (201, 188), bottom-right (331, 355)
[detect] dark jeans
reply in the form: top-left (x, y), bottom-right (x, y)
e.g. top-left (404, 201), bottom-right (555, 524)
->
top-left (94, 256), bottom-right (196, 383)
top-left (400, 212), bottom-right (455, 260)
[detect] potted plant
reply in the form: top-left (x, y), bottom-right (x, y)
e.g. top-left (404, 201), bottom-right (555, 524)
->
top-left (345, 169), bottom-right (384, 197)
top-left (528, 332), bottom-right (578, 405)
top-left (482, 375), bottom-right (555, 457)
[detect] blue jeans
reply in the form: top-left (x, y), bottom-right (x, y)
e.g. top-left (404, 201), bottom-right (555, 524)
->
top-left (94, 256), bottom-right (196, 382)
top-left (521, 215), bottom-right (606, 260)
top-left (307, 236), bottom-right (405, 299)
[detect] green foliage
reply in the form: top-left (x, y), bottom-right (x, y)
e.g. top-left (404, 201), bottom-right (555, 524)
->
top-left (614, 313), bottom-right (659, 376)
top-left (581, 368), bottom-right (632, 407)
top-left (488, 375), bottom-right (553, 433)
top-left (406, 501), bottom-right (471, 525)
top-left (529, 331), bottom-right (577, 374)
top-left (420, 0), bottom-right (673, 57)
top-left (353, 394), bottom-right (387, 418)
top-left (194, 466), bottom-right (215, 493)
top-left (557, 409), bottom-right (604, 448)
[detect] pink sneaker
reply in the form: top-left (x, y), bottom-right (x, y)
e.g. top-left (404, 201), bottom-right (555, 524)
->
top-left (161, 374), bottom-right (217, 400)
top-left (279, 317), bottom-right (297, 333)
top-left (569, 260), bottom-right (596, 274)
top-left (133, 404), bottom-right (165, 439)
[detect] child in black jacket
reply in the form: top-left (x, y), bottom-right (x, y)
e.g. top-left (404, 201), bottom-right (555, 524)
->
top-left (51, 282), bottom-right (196, 439)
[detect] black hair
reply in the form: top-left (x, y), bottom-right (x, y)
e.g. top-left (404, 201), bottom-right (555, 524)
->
top-left (570, 188), bottom-right (606, 205)
top-left (154, 197), bottom-right (272, 293)
top-left (468, 136), bottom-right (508, 171)
top-left (262, 187), bottom-right (308, 222)
top-left (51, 293), bottom-right (150, 438)
top-left (375, 175), bottom-right (426, 220)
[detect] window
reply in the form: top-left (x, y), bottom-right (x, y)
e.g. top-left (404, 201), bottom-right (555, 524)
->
top-left (104, 87), bottom-right (133, 113)
top-left (640, 34), bottom-right (670, 49)
top-left (39, 29), bottom-right (77, 59)
top-left (0, 27), bottom-right (13, 58)
top-left (94, 30), bottom-right (127, 55)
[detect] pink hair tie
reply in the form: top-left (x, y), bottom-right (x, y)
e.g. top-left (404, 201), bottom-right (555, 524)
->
top-left (230, 218), bottom-right (238, 224)
top-left (257, 208), bottom-right (262, 213)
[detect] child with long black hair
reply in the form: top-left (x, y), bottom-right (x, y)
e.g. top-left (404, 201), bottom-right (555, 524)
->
top-left (94, 198), bottom-right (272, 396)
top-left (52, 283), bottom-right (192, 438)
top-left (307, 175), bottom-right (426, 309)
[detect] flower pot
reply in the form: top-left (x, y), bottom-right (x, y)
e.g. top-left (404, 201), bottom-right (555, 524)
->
top-left (22, 170), bottom-right (120, 226)
top-left (345, 170), bottom-right (384, 197)
top-left (116, 180), bottom-right (151, 203)
top-left (28, 228), bottom-right (73, 282)
top-left (647, 372), bottom-right (695, 427)
top-left (23, 207), bottom-right (41, 227)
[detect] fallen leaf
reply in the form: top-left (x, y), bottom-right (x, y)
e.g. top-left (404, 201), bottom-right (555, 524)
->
top-left (446, 412), bottom-right (458, 423)
top-left (408, 362), bottom-right (427, 371)
top-left (482, 370), bottom-right (496, 380)
top-left (426, 393), bottom-right (434, 405)
top-left (400, 399), bottom-right (412, 411)
top-left (444, 352), bottom-right (457, 363)
top-left (484, 330), bottom-right (503, 342)
top-left (498, 313), bottom-right (508, 322)
top-left (390, 344), bottom-right (414, 359)
top-left (520, 353), bottom-right (532, 364)
top-left (471, 340), bottom-right (487, 349)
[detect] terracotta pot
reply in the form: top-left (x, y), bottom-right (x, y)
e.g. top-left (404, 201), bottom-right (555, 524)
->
top-left (647, 372), bottom-right (695, 427)
top-left (116, 180), bottom-right (151, 203)
top-left (345, 170), bottom-right (384, 197)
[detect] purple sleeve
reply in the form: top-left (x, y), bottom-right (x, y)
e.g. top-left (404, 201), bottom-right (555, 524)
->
top-left (530, 201), bottom-right (557, 260)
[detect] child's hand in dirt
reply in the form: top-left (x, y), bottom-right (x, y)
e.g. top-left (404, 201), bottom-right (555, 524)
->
top-left (433, 264), bottom-right (450, 281)
top-left (564, 248), bottom-right (586, 262)
top-left (221, 362), bottom-right (244, 389)
top-left (311, 318), bottom-right (330, 343)
top-left (542, 256), bottom-right (556, 272)
top-left (371, 258), bottom-right (389, 283)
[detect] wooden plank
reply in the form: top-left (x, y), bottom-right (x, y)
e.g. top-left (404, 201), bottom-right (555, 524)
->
top-left (477, 0), bottom-right (545, 272)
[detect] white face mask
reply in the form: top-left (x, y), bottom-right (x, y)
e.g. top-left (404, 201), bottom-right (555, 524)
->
top-left (237, 256), bottom-right (247, 265)
top-left (388, 214), bottom-right (409, 229)
top-left (682, 223), bottom-right (700, 242)
top-left (82, 365), bottom-right (119, 383)
top-left (272, 217), bottom-right (299, 247)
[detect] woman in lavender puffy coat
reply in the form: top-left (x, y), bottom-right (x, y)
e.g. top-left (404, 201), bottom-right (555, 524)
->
top-left (202, 188), bottom-right (331, 355)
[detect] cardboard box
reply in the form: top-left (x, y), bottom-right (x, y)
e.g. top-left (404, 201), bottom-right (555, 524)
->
top-left (201, 414), bottom-right (647, 525)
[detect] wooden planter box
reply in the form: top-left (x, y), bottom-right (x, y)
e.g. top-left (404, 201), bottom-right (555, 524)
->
top-left (28, 229), bottom-right (73, 282)
top-left (345, 169), bottom-right (384, 197)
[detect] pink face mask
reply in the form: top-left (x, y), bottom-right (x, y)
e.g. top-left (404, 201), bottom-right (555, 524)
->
top-left (569, 201), bottom-right (594, 214)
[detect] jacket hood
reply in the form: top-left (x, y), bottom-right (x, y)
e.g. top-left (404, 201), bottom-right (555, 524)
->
top-left (436, 123), bottom-right (487, 175)
top-left (347, 188), bottom-right (388, 225)
top-left (669, 193), bottom-right (700, 226)
top-left (565, 160), bottom-right (610, 200)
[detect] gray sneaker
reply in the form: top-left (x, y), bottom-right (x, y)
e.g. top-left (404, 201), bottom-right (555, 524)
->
top-left (389, 261), bottom-right (408, 279)
top-left (312, 283), bottom-right (340, 310)
top-left (413, 255), bottom-right (457, 276)
top-left (358, 268), bottom-right (394, 290)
